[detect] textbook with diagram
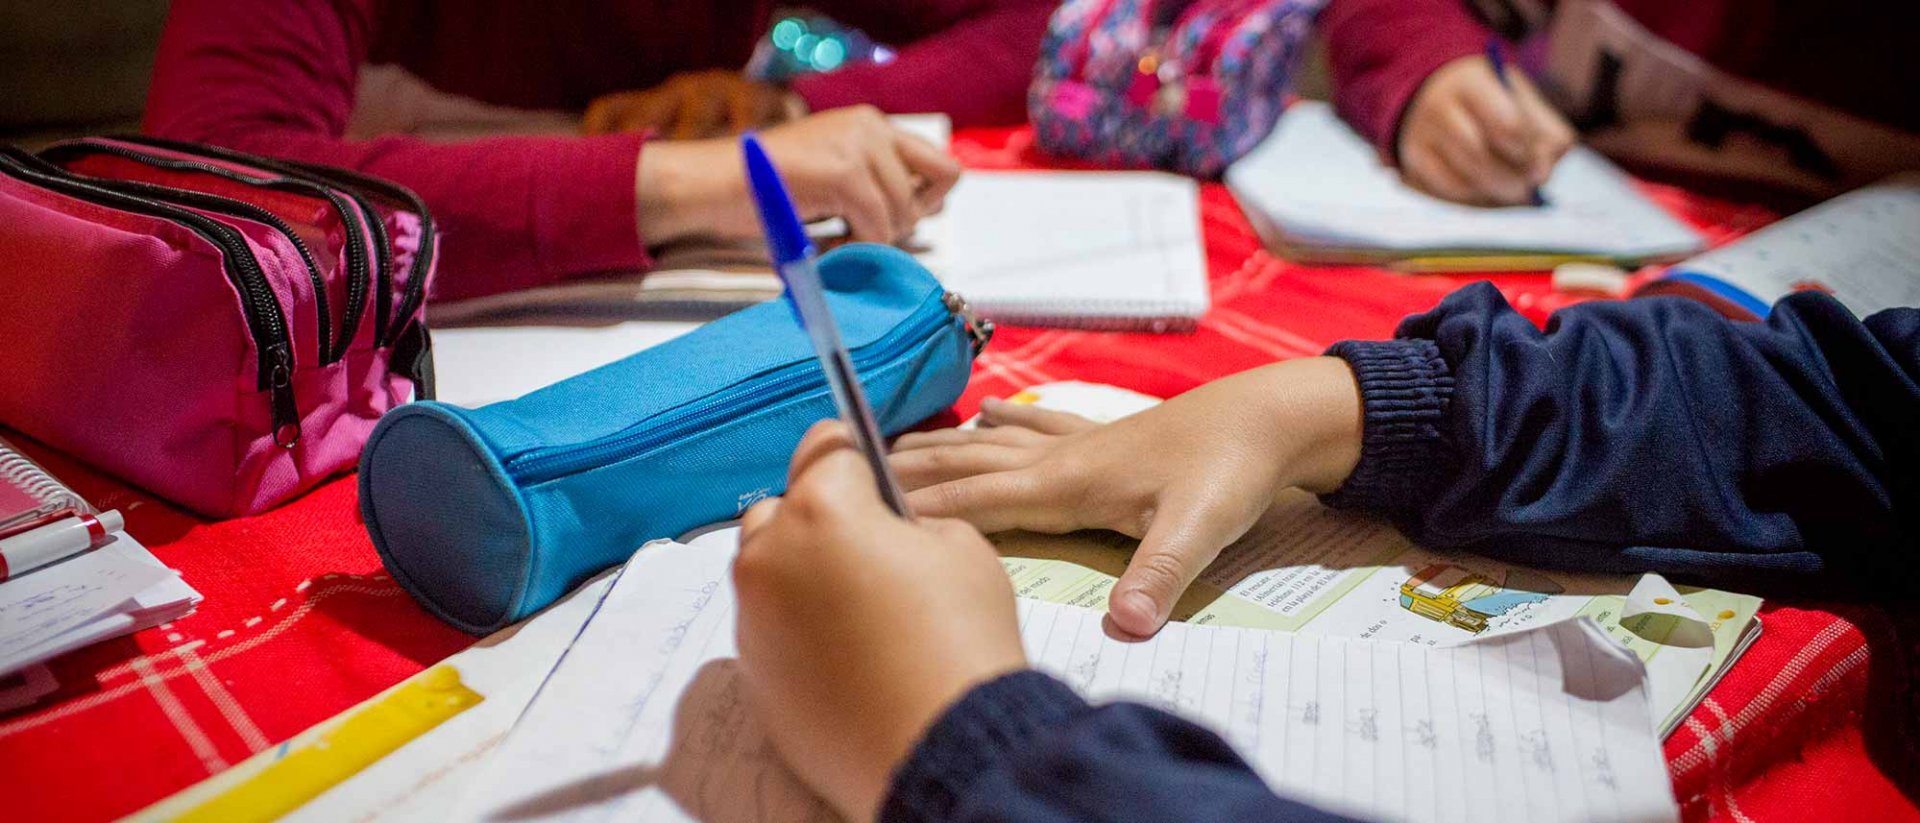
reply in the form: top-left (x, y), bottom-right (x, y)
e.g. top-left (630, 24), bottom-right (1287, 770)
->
top-left (986, 382), bottom-right (1763, 737)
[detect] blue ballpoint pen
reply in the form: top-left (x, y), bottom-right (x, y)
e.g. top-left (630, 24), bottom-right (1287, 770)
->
top-left (1485, 38), bottom-right (1549, 208)
top-left (742, 134), bottom-right (915, 518)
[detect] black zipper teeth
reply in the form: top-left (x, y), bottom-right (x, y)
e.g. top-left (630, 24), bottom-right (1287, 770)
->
top-left (0, 149), bottom-right (293, 391)
top-left (284, 161), bottom-right (430, 347)
top-left (266, 158), bottom-right (431, 347)
top-left (108, 136), bottom-right (433, 349)
top-left (41, 151), bottom-right (334, 364)
top-left (46, 142), bottom-right (370, 364)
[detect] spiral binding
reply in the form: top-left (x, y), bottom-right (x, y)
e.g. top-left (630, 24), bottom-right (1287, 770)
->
top-left (0, 439), bottom-right (87, 533)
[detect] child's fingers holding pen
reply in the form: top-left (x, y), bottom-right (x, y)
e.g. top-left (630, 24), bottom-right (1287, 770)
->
top-left (894, 132), bottom-right (961, 214)
top-left (1509, 76), bottom-right (1577, 184)
top-left (787, 420), bottom-right (862, 488)
top-left (1459, 77), bottom-right (1535, 170)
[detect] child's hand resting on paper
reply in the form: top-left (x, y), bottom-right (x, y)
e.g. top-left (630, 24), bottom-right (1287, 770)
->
top-left (891, 357), bottom-right (1364, 638)
top-left (1398, 53), bottom-right (1577, 206)
top-left (638, 105), bottom-right (960, 247)
top-left (583, 70), bottom-right (805, 139)
top-left (733, 422), bottom-right (1028, 822)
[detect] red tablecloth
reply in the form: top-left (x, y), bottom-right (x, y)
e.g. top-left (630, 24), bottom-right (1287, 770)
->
top-left (4, 128), bottom-right (1916, 822)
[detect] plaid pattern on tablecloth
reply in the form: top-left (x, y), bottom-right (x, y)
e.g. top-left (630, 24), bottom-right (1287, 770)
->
top-left (2, 126), bottom-right (1913, 822)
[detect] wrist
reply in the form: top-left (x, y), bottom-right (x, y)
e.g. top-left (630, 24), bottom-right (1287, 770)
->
top-left (1318, 339), bottom-right (1455, 513)
top-left (635, 139), bottom-right (749, 246)
top-left (1261, 357), bottom-right (1364, 495)
top-left (851, 647), bottom-right (1029, 820)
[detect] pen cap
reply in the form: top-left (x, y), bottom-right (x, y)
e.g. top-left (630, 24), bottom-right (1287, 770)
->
top-left (742, 135), bottom-right (816, 267)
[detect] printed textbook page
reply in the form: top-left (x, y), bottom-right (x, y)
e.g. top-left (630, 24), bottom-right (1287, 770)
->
top-left (986, 382), bottom-right (1761, 736)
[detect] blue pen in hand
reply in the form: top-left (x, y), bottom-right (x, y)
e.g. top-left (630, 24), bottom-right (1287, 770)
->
top-left (742, 135), bottom-right (915, 518)
top-left (1485, 38), bottom-right (1549, 208)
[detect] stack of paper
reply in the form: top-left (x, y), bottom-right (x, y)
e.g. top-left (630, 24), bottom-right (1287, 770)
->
top-left (0, 533), bottom-right (200, 676)
top-left (1226, 101), bottom-right (1705, 270)
top-left (453, 530), bottom-right (1679, 822)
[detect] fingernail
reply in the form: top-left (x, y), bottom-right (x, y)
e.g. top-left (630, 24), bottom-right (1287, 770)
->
top-left (1118, 590), bottom-right (1159, 631)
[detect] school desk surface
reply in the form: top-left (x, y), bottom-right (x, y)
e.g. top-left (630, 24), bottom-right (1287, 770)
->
top-left (2, 126), bottom-right (1915, 823)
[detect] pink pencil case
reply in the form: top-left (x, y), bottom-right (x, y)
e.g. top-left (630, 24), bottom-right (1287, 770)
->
top-left (0, 137), bottom-right (436, 518)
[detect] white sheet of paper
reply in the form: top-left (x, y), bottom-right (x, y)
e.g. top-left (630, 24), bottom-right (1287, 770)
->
top-left (0, 537), bottom-right (174, 671)
top-left (458, 529), bottom-right (1678, 823)
top-left (925, 171), bottom-right (1209, 327)
top-left (0, 533), bottom-right (197, 675)
top-left (1227, 101), bottom-right (1704, 260)
top-left (1668, 175), bottom-right (1920, 315)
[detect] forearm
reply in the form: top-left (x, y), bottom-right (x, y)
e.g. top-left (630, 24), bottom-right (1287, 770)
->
top-left (1322, 0), bottom-right (1491, 160)
top-left (144, 0), bottom-right (651, 302)
top-left (884, 670), bottom-right (1347, 823)
top-left (1321, 283), bottom-right (1920, 592)
top-left (205, 129), bottom-right (648, 301)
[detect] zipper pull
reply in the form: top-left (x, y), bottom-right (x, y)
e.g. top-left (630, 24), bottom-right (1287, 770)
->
top-left (942, 291), bottom-right (994, 355)
top-left (268, 344), bottom-right (302, 448)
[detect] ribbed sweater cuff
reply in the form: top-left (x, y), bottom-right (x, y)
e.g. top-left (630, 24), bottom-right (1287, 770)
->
top-left (1320, 339), bottom-right (1454, 517)
top-left (880, 670), bottom-right (1091, 823)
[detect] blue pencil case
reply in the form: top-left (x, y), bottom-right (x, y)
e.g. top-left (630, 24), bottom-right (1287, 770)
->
top-left (359, 244), bottom-right (990, 633)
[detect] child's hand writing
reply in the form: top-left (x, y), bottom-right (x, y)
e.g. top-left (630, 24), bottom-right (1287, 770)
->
top-left (1397, 54), bottom-right (1577, 206)
top-left (892, 357), bottom-right (1364, 638)
top-left (734, 421), bottom-right (1027, 821)
top-left (637, 105), bottom-right (961, 247)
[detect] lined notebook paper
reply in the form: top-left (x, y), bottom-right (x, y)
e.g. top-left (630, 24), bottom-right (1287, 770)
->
top-left (1226, 101), bottom-right (1703, 265)
top-left (922, 172), bottom-right (1210, 331)
top-left (1641, 174), bottom-right (1920, 317)
top-left (457, 530), bottom-right (1677, 823)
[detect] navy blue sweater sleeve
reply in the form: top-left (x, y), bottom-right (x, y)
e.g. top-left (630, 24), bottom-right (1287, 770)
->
top-left (881, 670), bottom-right (1349, 823)
top-left (1322, 283), bottom-right (1920, 593)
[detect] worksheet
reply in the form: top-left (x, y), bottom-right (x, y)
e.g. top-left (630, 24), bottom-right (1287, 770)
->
top-left (455, 529), bottom-right (1678, 823)
top-left (985, 382), bottom-right (1761, 737)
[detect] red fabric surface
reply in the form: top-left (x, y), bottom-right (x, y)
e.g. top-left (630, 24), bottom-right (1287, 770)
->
top-left (3, 127), bottom-right (1915, 822)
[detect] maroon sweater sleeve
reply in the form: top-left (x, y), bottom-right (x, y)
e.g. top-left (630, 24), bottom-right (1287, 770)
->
top-left (142, 0), bottom-right (649, 302)
top-left (794, 0), bottom-right (1056, 126)
top-left (1322, 0), bottom-right (1493, 161)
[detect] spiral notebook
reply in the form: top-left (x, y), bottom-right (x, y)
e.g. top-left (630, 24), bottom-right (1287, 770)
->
top-left (0, 434), bottom-right (201, 679)
top-left (923, 171), bottom-right (1210, 331)
top-left (0, 434), bottom-right (91, 539)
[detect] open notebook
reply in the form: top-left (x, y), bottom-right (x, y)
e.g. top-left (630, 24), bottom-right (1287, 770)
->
top-left (454, 529), bottom-right (1678, 823)
top-left (1226, 101), bottom-right (1705, 270)
top-left (430, 116), bottom-right (1210, 332)
top-left (1636, 174), bottom-right (1920, 318)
